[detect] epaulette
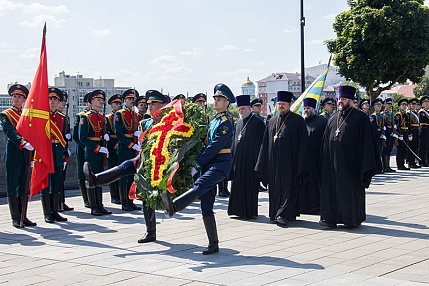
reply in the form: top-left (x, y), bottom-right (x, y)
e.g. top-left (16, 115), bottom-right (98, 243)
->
top-left (58, 111), bottom-right (66, 116)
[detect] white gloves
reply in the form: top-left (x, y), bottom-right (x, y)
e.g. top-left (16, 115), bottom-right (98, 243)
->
top-left (132, 144), bottom-right (141, 152)
top-left (65, 133), bottom-right (72, 140)
top-left (392, 134), bottom-right (399, 139)
top-left (383, 126), bottom-right (386, 131)
top-left (134, 130), bottom-right (142, 137)
top-left (23, 142), bottom-right (34, 151)
top-left (398, 136), bottom-right (404, 141)
top-left (191, 167), bottom-right (198, 176)
top-left (63, 162), bottom-right (67, 170)
top-left (103, 134), bottom-right (110, 141)
top-left (99, 147), bottom-right (109, 154)
top-left (409, 135), bottom-right (413, 141)
top-left (394, 125), bottom-right (397, 129)
top-left (380, 134), bottom-right (386, 140)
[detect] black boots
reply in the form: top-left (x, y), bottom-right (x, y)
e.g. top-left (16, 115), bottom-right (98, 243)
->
top-left (17, 196), bottom-right (37, 227)
top-left (79, 179), bottom-right (90, 208)
top-left (83, 162), bottom-right (122, 188)
top-left (383, 156), bottom-right (396, 172)
top-left (109, 181), bottom-right (121, 204)
top-left (87, 188), bottom-right (102, 216)
top-left (40, 194), bottom-right (54, 223)
top-left (119, 186), bottom-right (133, 211)
top-left (50, 192), bottom-right (67, 222)
top-left (217, 180), bottom-right (230, 197)
top-left (202, 216), bottom-right (219, 255)
top-left (138, 201), bottom-right (156, 243)
top-left (96, 187), bottom-right (112, 215)
top-left (162, 188), bottom-right (199, 217)
top-left (8, 197), bottom-right (21, 228)
top-left (59, 183), bottom-right (74, 212)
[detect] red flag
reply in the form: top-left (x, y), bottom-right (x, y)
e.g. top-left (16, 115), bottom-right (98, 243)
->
top-left (16, 23), bottom-right (54, 198)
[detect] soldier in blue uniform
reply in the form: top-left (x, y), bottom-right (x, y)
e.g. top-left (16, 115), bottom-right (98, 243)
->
top-left (106, 94), bottom-right (122, 204)
top-left (192, 93), bottom-right (207, 109)
top-left (353, 96), bottom-right (359, 109)
top-left (408, 98), bottom-right (421, 168)
top-left (114, 89), bottom-right (142, 211)
top-left (58, 91), bottom-right (74, 212)
top-left (395, 98), bottom-right (411, 170)
top-left (40, 88), bottom-right (69, 223)
top-left (250, 98), bottom-right (266, 123)
top-left (359, 98), bottom-right (370, 117)
top-left (419, 96), bottom-right (429, 167)
top-left (381, 98), bottom-right (398, 172)
top-left (319, 98), bottom-right (334, 119)
top-left (370, 98), bottom-right (386, 170)
top-left (73, 92), bottom-right (92, 208)
top-left (162, 83), bottom-right (235, 255)
top-left (79, 90), bottom-right (112, 216)
top-left (0, 84), bottom-right (37, 228)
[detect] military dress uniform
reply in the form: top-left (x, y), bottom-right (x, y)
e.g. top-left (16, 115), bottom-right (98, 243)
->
top-left (319, 98), bottom-right (334, 120)
top-left (162, 83), bottom-right (235, 255)
top-left (250, 98), bottom-right (266, 124)
top-left (40, 88), bottom-right (69, 223)
top-left (394, 99), bottom-right (411, 170)
top-left (73, 92), bottom-right (91, 208)
top-left (370, 98), bottom-right (385, 158)
top-left (419, 96), bottom-right (429, 167)
top-left (381, 98), bottom-right (396, 172)
top-left (408, 100), bottom-right (421, 168)
top-left (79, 90), bottom-right (112, 216)
top-left (0, 84), bottom-right (37, 228)
top-left (114, 89), bottom-right (141, 211)
top-left (106, 94), bottom-right (122, 204)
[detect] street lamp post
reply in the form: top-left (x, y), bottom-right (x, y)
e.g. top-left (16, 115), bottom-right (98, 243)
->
top-left (300, 0), bottom-right (306, 94)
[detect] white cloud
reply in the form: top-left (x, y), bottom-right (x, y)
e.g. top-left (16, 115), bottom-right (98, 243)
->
top-left (18, 47), bottom-right (39, 59)
top-left (20, 14), bottom-right (66, 27)
top-left (309, 39), bottom-right (324, 45)
top-left (217, 44), bottom-right (239, 51)
top-left (323, 13), bottom-right (337, 20)
top-left (150, 55), bottom-right (192, 75)
top-left (284, 27), bottom-right (297, 34)
top-left (93, 29), bottom-right (111, 37)
top-left (180, 48), bottom-right (204, 58)
top-left (0, 41), bottom-right (15, 53)
top-left (248, 38), bottom-right (256, 43)
top-left (0, 1), bottom-right (69, 14)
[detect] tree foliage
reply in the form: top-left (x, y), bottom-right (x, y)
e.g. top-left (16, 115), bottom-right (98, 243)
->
top-left (326, 0), bottom-right (429, 100)
top-left (206, 103), bottom-right (239, 122)
top-left (414, 75), bottom-right (429, 98)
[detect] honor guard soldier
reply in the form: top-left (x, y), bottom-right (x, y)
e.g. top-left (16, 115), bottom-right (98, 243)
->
top-left (106, 94), bottom-right (122, 204)
top-left (359, 98), bottom-right (370, 116)
top-left (395, 98), bottom-right (411, 170)
top-left (320, 98), bottom-right (334, 119)
top-left (162, 83), bottom-right (235, 255)
top-left (40, 88), bottom-right (69, 223)
top-left (135, 95), bottom-right (150, 122)
top-left (370, 98), bottom-right (386, 169)
top-left (381, 98), bottom-right (397, 172)
top-left (79, 90), bottom-right (112, 216)
top-left (408, 98), bottom-right (421, 168)
top-left (58, 91), bottom-right (74, 212)
top-left (173, 94), bottom-right (186, 101)
top-left (193, 93), bottom-right (207, 109)
top-left (73, 92), bottom-right (92, 208)
top-left (114, 89), bottom-right (142, 211)
top-left (353, 97), bottom-right (359, 109)
top-left (251, 98), bottom-right (266, 123)
top-left (0, 84), bottom-right (37, 228)
top-left (419, 96), bottom-right (429, 166)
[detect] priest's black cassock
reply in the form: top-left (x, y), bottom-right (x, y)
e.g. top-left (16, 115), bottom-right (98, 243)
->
top-left (228, 113), bottom-right (266, 218)
top-left (300, 114), bottom-right (327, 215)
top-left (320, 107), bottom-right (381, 226)
top-left (255, 111), bottom-right (310, 221)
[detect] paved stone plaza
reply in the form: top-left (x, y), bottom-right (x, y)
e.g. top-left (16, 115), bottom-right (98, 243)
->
top-left (1, 163), bottom-right (428, 285)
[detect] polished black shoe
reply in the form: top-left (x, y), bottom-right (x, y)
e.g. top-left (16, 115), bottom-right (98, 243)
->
top-left (23, 218), bottom-right (37, 227)
top-left (111, 197), bottom-right (121, 205)
top-left (129, 201), bottom-right (142, 211)
top-left (98, 206), bottom-right (112, 215)
top-left (384, 167), bottom-right (396, 173)
top-left (62, 204), bottom-right (74, 211)
top-left (44, 214), bottom-right (55, 224)
top-left (397, 166), bottom-right (410, 170)
top-left (52, 212), bottom-right (68, 222)
top-left (276, 217), bottom-right (288, 225)
top-left (218, 189), bottom-right (230, 197)
top-left (91, 208), bottom-right (103, 216)
top-left (12, 218), bottom-right (23, 228)
top-left (319, 220), bottom-right (337, 228)
top-left (409, 164), bottom-right (419, 169)
top-left (202, 243), bottom-right (219, 255)
top-left (84, 200), bottom-right (90, 208)
top-left (422, 163), bottom-right (429, 167)
top-left (137, 232), bottom-right (156, 243)
top-left (122, 204), bottom-right (134, 211)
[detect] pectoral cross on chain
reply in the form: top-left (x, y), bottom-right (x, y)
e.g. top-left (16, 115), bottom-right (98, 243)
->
top-left (274, 134), bottom-right (278, 142)
top-left (335, 129), bottom-right (340, 137)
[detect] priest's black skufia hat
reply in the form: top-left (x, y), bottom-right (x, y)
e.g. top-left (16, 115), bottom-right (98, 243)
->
top-left (276, 91), bottom-right (293, 103)
top-left (338, 85), bottom-right (356, 100)
top-left (303, 97), bottom-right (317, 109)
top-left (236, 94), bottom-right (251, 107)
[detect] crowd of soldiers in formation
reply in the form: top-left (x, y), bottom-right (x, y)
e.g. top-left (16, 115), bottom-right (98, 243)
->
top-left (2, 84), bottom-right (428, 241)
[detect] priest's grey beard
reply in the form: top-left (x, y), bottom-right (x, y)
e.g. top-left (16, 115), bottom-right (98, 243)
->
top-left (240, 111), bottom-right (251, 119)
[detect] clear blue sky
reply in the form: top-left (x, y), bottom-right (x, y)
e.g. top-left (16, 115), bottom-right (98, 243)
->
top-left (1, 0), bottom-right (428, 100)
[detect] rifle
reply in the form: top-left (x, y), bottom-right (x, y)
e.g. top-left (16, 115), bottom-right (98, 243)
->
top-left (101, 95), bottom-right (108, 166)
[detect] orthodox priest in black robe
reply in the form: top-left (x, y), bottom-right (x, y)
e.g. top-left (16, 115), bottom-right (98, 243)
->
top-left (255, 91), bottom-right (310, 225)
top-left (319, 86), bottom-right (381, 228)
top-left (228, 95), bottom-right (266, 219)
top-left (300, 98), bottom-right (327, 215)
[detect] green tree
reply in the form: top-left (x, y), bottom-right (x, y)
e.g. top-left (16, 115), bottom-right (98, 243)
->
top-left (392, 93), bottom-right (406, 114)
top-left (206, 103), bottom-right (239, 122)
top-left (414, 75), bottom-right (429, 98)
top-left (326, 0), bottom-right (429, 101)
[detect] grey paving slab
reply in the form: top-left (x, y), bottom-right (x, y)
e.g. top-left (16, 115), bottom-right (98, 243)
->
top-left (0, 160), bottom-right (429, 285)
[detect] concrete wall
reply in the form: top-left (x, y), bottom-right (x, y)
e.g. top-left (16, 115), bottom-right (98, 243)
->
top-left (0, 130), bottom-right (79, 197)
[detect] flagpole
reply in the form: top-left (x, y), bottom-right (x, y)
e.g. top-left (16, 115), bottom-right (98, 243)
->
top-left (300, 0), bottom-right (306, 94)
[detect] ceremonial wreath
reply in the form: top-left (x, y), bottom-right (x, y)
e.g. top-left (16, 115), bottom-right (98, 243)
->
top-left (133, 99), bottom-right (207, 209)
